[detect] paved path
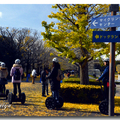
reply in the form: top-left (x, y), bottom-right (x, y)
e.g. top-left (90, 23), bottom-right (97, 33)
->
top-left (116, 84), bottom-right (120, 96)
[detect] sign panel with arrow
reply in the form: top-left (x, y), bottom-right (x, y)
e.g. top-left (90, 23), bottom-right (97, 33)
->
top-left (91, 15), bottom-right (120, 29)
top-left (93, 31), bottom-right (120, 42)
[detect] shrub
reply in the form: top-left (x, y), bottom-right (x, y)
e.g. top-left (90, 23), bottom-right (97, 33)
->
top-left (63, 78), bottom-right (80, 84)
top-left (59, 83), bottom-right (103, 104)
top-left (63, 78), bottom-right (100, 85)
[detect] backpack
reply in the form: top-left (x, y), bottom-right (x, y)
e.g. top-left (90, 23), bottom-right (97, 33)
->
top-left (14, 68), bottom-right (21, 80)
top-left (56, 69), bottom-right (64, 81)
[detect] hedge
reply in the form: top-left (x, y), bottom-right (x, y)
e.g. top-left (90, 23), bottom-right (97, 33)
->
top-left (63, 78), bottom-right (80, 84)
top-left (63, 78), bottom-right (100, 85)
top-left (59, 83), bottom-right (103, 104)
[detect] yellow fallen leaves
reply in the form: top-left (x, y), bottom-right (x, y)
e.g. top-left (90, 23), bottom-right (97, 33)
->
top-left (0, 82), bottom-right (119, 116)
top-left (63, 102), bottom-right (99, 112)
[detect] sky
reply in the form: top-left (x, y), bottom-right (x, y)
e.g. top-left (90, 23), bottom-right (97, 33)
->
top-left (1, 1), bottom-right (120, 60)
top-left (0, 0), bottom-right (118, 32)
top-left (0, 4), bottom-right (57, 33)
top-left (0, 1), bottom-right (119, 33)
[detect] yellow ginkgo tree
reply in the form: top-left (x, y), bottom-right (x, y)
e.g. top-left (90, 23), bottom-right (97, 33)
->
top-left (41, 4), bottom-right (111, 85)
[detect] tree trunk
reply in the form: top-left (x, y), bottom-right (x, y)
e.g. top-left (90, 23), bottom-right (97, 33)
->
top-left (77, 66), bottom-right (80, 77)
top-left (80, 61), bottom-right (89, 85)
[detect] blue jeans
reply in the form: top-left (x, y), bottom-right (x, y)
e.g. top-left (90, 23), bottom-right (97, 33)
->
top-left (52, 90), bottom-right (59, 100)
top-left (42, 82), bottom-right (48, 96)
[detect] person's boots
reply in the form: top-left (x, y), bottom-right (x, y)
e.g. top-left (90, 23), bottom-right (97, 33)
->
top-left (32, 77), bottom-right (35, 84)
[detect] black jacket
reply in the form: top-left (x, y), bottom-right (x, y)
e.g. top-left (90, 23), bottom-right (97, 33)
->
top-left (46, 65), bottom-right (60, 91)
top-left (98, 65), bottom-right (109, 85)
top-left (41, 70), bottom-right (46, 83)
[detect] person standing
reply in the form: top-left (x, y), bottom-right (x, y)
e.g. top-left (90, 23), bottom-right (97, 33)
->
top-left (31, 68), bottom-right (37, 84)
top-left (96, 58), bottom-right (109, 100)
top-left (0, 63), bottom-right (8, 94)
top-left (41, 67), bottom-right (49, 97)
top-left (10, 59), bottom-right (23, 99)
top-left (46, 57), bottom-right (61, 103)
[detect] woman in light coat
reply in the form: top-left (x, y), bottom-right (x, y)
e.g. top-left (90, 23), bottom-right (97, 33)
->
top-left (10, 59), bottom-right (23, 98)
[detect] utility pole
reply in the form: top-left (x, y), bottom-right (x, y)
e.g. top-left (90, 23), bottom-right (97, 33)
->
top-left (109, 4), bottom-right (119, 116)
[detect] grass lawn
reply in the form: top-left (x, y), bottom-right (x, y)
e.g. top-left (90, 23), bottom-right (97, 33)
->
top-left (0, 81), bottom-right (119, 117)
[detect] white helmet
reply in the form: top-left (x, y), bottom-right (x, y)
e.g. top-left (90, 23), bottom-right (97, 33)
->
top-left (1, 62), bottom-right (5, 67)
top-left (52, 57), bottom-right (58, 63)
top-left (104, 58), bottom-right (109, 62)
top-left (15, 59), bottom-right (20, 64)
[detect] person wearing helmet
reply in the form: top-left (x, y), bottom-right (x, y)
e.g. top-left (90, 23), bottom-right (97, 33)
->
top-left (0, 63), bottom-right (8, 94)
top-left (46, 57), bottom-right (61, 102)
top-left (10, 59), bottom-right (23, 99)
top-left (96, 58), bottom-right (109, 100)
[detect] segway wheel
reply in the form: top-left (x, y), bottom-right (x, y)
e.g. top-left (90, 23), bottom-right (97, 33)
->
top-left (99, 100), bottom-right (108, 115)
top-left (21, 93), bottom-right (26, 104)
top-left (45, 97), bottom-right (55, 110)
top-left (8, 92), bottom-right (13, 104)
top-left (6, 89), bottom-right (9, 100)
top-left (56, 96), bottom-right (64, 109)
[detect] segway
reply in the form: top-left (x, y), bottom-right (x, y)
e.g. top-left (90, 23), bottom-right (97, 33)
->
top-left (0, 86), bottom-right (9, 100)
top-left (99, 99), bottom-right (108, 115)
top-left (45, 96), bottom-right (64, 110)
top-left (99, 81), bottom-right (116, 115)
top-left (0, 81), bottom-right (9, 100)
top-left (8, 92), bottom-right (26, 104)
top-left (98, 81), bottom-right (109, 115)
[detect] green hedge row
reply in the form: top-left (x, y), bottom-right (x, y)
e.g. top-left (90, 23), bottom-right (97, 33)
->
top-left (63, 78), bottom-right (101, 85)
top-left (59, 83), bottom-right (103, 104)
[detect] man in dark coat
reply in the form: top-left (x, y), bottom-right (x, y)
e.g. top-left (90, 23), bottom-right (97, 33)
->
top-left (96, 58), bottom-right (109, 100)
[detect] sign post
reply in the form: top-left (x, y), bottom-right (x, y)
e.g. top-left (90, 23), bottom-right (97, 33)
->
top-left (91, 4), bottom-right (119, 116)
top-left (109, 4), bottom-right (119, 116)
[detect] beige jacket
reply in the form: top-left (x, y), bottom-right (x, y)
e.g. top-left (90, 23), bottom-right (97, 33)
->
top-left (0, 66), bottom-right (8, 79)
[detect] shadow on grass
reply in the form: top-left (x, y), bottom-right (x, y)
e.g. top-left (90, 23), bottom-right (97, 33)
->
top-left (56, 107), bottom-right (103, 115)
top-left (56, 107), bottom-right (120, 116)
top-left (114, 113), bottom-right (120, 116)
top-left (11, 103), bottom-right (36, 106)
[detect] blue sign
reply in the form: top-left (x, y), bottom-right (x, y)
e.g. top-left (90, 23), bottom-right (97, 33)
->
top-left (93, 31), bottom-right (120, 42)
top-left (91, 15), bottom-right (120, 29)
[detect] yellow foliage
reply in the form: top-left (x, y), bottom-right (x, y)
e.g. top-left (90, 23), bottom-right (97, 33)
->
top-left (50, 53), bottom-right (54, 56)
top-left (41, 4), bottom-right (111, 64)
top-left (60, 83), bottom-right (101, 89)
